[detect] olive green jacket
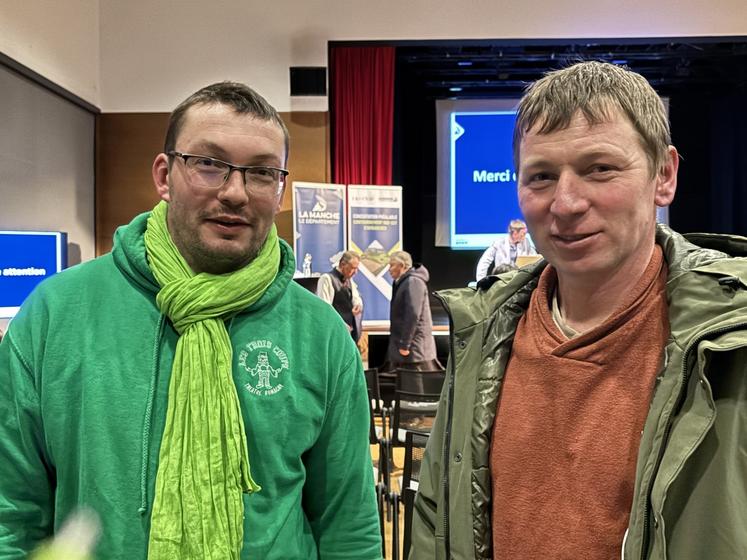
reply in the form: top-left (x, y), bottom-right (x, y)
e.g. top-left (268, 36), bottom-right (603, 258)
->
top-left (410, 226), bottom-right (747, 560)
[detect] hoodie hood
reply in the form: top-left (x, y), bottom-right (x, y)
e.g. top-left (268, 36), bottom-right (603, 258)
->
top-left (402, 263), bottom-right (430, 284)
top-left (112, 211), bottom-right (160, 295)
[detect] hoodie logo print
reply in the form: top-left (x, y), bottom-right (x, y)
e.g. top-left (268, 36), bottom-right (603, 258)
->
top-left (239, 339), bottom-right (289, 396)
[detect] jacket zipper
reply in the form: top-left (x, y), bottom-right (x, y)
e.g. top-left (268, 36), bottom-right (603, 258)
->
top-left (638, 320), bottom-right (747, 559)
top-left (434, 292), bottom-right (457, 559)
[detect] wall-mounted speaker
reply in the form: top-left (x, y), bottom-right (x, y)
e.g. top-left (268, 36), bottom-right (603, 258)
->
top-left (289, 66), bottom-right (327, 96)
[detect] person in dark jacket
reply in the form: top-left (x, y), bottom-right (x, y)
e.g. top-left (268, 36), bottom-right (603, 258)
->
top-left (384, 251), bottom-right (441, 371)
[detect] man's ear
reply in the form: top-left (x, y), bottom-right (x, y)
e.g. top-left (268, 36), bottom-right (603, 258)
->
top-left (152, 153), bottom-right (171, 202)
top-left (654, 146), bottom-right (679, 207)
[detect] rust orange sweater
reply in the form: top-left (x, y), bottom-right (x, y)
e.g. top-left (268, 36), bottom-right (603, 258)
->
top-left (490, 246), bottom-right (669, 559)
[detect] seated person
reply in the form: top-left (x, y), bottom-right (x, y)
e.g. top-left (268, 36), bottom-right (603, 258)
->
top-left (475, 219), bottom-right (536, 281)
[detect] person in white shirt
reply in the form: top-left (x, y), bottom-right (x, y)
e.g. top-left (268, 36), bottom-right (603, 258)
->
top-left (475, 219), bottom-right (536, 281)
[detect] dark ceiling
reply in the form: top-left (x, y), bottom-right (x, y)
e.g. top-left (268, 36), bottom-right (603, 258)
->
top-left (396, 37), bottom-right (747, 98)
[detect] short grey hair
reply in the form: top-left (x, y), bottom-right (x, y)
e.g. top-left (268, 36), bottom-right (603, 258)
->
top-left (339, 251), bottom-right (360, 265)
top-left (389, 250), bottom-right (413, 269)
top-left (513, 61), bottom-right (671, 177)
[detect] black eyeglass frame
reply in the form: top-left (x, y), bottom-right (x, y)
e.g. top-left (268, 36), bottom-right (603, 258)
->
top-left (167, 151), bottom-right (289, 191)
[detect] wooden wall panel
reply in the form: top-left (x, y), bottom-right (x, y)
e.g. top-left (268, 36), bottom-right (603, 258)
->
top-left (277, 111), bottom-right (331, 253)
top-left (95, 113), bottom-right (168, 254)
top-left (95, 110), bottom-right (329, 257)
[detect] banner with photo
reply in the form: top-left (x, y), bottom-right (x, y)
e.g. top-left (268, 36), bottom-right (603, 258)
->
top-left (347, 185), bottom-right (403, 325)
top-left (292, 182), bottom-right (346, 276)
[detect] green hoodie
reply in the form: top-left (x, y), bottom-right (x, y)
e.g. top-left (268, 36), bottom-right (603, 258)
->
top-left (0, 211), bottom-right (382, 559)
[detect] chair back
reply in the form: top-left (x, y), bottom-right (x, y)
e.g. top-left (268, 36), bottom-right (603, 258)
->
top-left (364, 368), bottom-right (382, 413)
top-left (434, 334), bottom-right (450, 367)
top-left (366, 387), bottom-right (378, 445)
top-left (396, 368), bottom-right (446, 395)
top-left (403, 430), bottom-right (430, 488)
top-left (391, 370), bottom-right (445, 444)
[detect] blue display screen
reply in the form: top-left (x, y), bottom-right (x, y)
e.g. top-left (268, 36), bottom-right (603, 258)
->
top-left (450, 110), bottom-right (522, 249)
top-left (0, 231), bottom-right (67, 318)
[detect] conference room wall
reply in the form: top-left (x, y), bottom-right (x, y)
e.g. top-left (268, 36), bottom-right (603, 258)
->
top-left (0, 65), bottom-right (96, 333)
top-left (0, 65), bottom-right (95, 262)
top-left (97, 0), bottom-right (747, 113)
top-left (5, 0), bottom-right (745, 112)
top-left (0, 0), bottom-right (100, 106)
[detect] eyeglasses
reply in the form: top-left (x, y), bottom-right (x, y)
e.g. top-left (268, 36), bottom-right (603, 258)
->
top-left (168, 151), bottom-right (288, 196)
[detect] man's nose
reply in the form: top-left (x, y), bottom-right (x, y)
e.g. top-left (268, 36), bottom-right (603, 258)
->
top-left (549, 172), bottom-right (590, 217)
top-left (218, 168), bottom-right (250, 205)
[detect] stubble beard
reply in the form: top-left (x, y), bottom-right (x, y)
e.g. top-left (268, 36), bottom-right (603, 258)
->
top-left (168, 213), bottom-right (265, 275)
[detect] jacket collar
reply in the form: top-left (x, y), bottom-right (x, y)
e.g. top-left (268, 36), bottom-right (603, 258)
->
top-left (657, 225), bottom-right (747, 344)
top-left (440, 225), bottom-right (747, 337)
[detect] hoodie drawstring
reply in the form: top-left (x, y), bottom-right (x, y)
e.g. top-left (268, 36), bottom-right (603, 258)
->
top-left (139, 314), bottom-right (165, 515)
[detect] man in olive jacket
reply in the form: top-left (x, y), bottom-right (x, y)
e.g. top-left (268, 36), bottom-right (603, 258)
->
top-left (410, 61), bottom-right (747, 559)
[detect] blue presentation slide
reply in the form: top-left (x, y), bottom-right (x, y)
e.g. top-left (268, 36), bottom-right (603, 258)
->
top-left (0, 231), bottom-right (67, 318)
top-left (450, 111), bottom-right (522, 249)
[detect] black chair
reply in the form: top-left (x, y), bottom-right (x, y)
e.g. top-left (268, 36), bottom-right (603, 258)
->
top-left (365, 368), bottom-right (389, 558)
top-left (364, 368), bottom-right (388, 482)
top-left (364, 367), bottom-right (384, 415)
top-left (382, 369), bottom-right (444, 544)
top-left (391, 490), bottom-right (401, 560)
top-left (390, 369), bottom-right (445, 447)
top-left (380, 369), bottom-right (444, 556)
top-left (402, 430), bottom-right (430, 559)
top-left (394, 368), bottom-right (446, 388)
top-left (375, 481), bottom-right (388, 559)
top-left (378, 371), bottom-right (397, 409)
top-left (366, 387), bottom-right (380, 445)
top-left (434, 334), bottom-right (450, 367)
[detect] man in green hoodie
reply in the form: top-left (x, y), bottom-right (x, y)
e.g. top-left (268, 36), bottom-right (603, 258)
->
top-left (410, 61), bottom-right (747, 559)
top-left (0, 82), bottom-right (382, 559)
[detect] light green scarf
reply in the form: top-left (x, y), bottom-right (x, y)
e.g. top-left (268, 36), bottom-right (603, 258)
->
top-left (143, 201), bottom-right (279, 559)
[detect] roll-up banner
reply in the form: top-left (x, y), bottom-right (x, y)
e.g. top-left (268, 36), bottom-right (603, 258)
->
top-left (292, 182), bottom-right (346, 276)
top-left (347, 185), bottom-right (403, 325)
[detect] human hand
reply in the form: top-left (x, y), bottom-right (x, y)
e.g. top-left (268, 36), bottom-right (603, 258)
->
top-left (398, 348), bottom-right (410, 357)
top-left (30, 509), bottom-right (100, 560)
top-left (352, 304), bottom-right (362, 315)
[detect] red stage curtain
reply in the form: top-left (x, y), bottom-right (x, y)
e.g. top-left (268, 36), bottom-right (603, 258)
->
top-left (331, 46), bottom-right (395, 185)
